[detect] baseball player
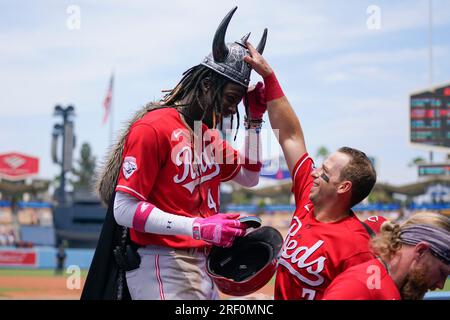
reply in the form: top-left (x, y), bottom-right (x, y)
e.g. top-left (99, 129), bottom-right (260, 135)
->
top-left (81, 7), bottom-right (269, 300)
top-left (245, 42), bottom-right (377, 300)
top-left (323, 212), bottom-right (450, 300)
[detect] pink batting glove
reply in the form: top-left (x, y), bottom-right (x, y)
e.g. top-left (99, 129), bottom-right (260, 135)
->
top-left (192, 213), bottom-right (248, 248)
top-left (243, 81), bottom-right (267, 120)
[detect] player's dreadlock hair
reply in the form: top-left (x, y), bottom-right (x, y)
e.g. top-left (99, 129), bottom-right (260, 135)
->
top-left (161, 64), bottom-right (243, 135)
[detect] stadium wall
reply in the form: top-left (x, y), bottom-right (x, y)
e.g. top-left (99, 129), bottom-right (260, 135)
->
top-left (0, 247), bottom-right (94, 269)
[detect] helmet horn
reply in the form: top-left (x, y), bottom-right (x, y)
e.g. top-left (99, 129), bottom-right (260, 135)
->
top-left (256, 28), bottom-right (268, 55)
top-left (212, 6), bottom-right (237, 62)
top-left (241, 32), bottom-right (251, 44)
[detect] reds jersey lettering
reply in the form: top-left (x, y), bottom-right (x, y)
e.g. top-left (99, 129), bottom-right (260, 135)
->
top-left (279, 216), bottom-right (326, 287)
top-left (171, 128), bottom-right (221, 194)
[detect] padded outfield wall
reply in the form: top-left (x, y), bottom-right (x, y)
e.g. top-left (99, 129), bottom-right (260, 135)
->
top-left (0, 246), bottom-right (94, 269)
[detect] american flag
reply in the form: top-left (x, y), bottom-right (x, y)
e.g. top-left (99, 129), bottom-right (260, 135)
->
top-left (102, 73), bottom-right (114, 124)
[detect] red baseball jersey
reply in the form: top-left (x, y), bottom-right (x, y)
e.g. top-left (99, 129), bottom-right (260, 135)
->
top-left (274, 153), bottom-right (374, 300)
top-left (115, 108), bottom-right (242, 249)
top-left (323, 258), bottom-right (401, 300)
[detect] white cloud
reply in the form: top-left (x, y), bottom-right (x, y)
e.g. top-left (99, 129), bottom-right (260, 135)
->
top-left (323, 72), bottom-right (352, 83)
top-left (378, 0), bottom-right (450, 32)
top-left (314, 47), bottom-right (447, 70)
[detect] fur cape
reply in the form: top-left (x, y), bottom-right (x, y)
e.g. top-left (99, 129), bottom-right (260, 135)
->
top-left (96, 102), bottom-right (165, 206)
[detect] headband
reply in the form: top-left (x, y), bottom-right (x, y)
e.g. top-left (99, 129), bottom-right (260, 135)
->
top-left (400, 224), bottom-right (450, 265)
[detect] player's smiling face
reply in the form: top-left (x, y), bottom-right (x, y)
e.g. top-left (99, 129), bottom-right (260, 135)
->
top-left (309, 152), bottom-right (352, 205)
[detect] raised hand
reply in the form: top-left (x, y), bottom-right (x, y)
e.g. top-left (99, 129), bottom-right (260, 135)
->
top-left (244, 41), bottom-right (273, 78)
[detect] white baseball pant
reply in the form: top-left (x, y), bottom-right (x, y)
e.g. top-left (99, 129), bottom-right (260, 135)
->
top-left (125, 245), bottom-right (219, 300)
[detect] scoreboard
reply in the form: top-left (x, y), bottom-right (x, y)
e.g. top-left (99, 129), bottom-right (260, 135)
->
top-left (410, 83), bottom-right (450, 150)
top-left (418, 164), bottom-right (450, 176)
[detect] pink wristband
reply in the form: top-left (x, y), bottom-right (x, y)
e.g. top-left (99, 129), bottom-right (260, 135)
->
top-left (133, 201), bottom-right (155, 232)
top-left (263, 72), bottom-right (284, 102)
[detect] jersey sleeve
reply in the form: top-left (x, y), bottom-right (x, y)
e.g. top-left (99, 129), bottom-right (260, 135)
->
top-left (322, 274), bottom-right (372, 300)
top-left (115, 124), bottom-right (163, 201)
top-left (291, 153), bottom-right (314, 205)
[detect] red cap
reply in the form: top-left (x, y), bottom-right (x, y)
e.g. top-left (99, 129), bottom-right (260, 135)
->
top-left (364, 215), bottom-right (388, 234)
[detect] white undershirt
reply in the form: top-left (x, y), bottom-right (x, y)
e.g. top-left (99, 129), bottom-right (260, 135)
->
top-left (114, 191), bottom-right (195, 237)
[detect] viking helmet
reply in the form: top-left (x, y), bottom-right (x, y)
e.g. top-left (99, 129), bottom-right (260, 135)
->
top-left (201, 7), bottom-right (268, 88)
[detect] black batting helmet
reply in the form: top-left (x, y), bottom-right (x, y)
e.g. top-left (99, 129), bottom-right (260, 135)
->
top-left (206, 226), bottom-right (283, 296)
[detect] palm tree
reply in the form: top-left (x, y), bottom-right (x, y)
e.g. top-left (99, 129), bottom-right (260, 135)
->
top-left (408, 156), bottom-right (426, 168)
top-left (71, 142), bottom-right (97, 189)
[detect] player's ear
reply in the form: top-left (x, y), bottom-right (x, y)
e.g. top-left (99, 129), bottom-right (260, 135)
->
top-left (413, 242), bottom-right (431, 261)
top-left (337, 180), bottom-right (352, 195)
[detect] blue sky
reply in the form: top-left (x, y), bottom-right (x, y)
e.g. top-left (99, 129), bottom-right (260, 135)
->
top-left (1, 0), bottom-right (449, 187)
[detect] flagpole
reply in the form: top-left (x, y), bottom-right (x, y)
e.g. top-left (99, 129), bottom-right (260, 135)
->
top-left (428, 0), bottom-right (433, 163)
top-left (428, 0), bottom-right (433, 88)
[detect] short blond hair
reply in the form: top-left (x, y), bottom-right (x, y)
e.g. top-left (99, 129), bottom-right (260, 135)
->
top-left (371, 212), bottom-right (450, 261)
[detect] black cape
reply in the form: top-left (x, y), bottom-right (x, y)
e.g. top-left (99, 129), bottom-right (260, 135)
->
top-left (81, 192), bottom-right (132, 300)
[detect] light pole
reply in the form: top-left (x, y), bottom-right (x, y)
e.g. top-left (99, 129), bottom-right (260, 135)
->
top-left (52, 105), bottom-right (75, 204)
top-left (428, 0), bottom-right (434, 163)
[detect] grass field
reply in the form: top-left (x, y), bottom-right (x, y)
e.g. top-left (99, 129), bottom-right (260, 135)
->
top-left (438, 279), bottom-right (450, 292)
top-left (0, 268), bottom-right (448, 299)
top-left (0, 268), bottom-right (89, 277)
